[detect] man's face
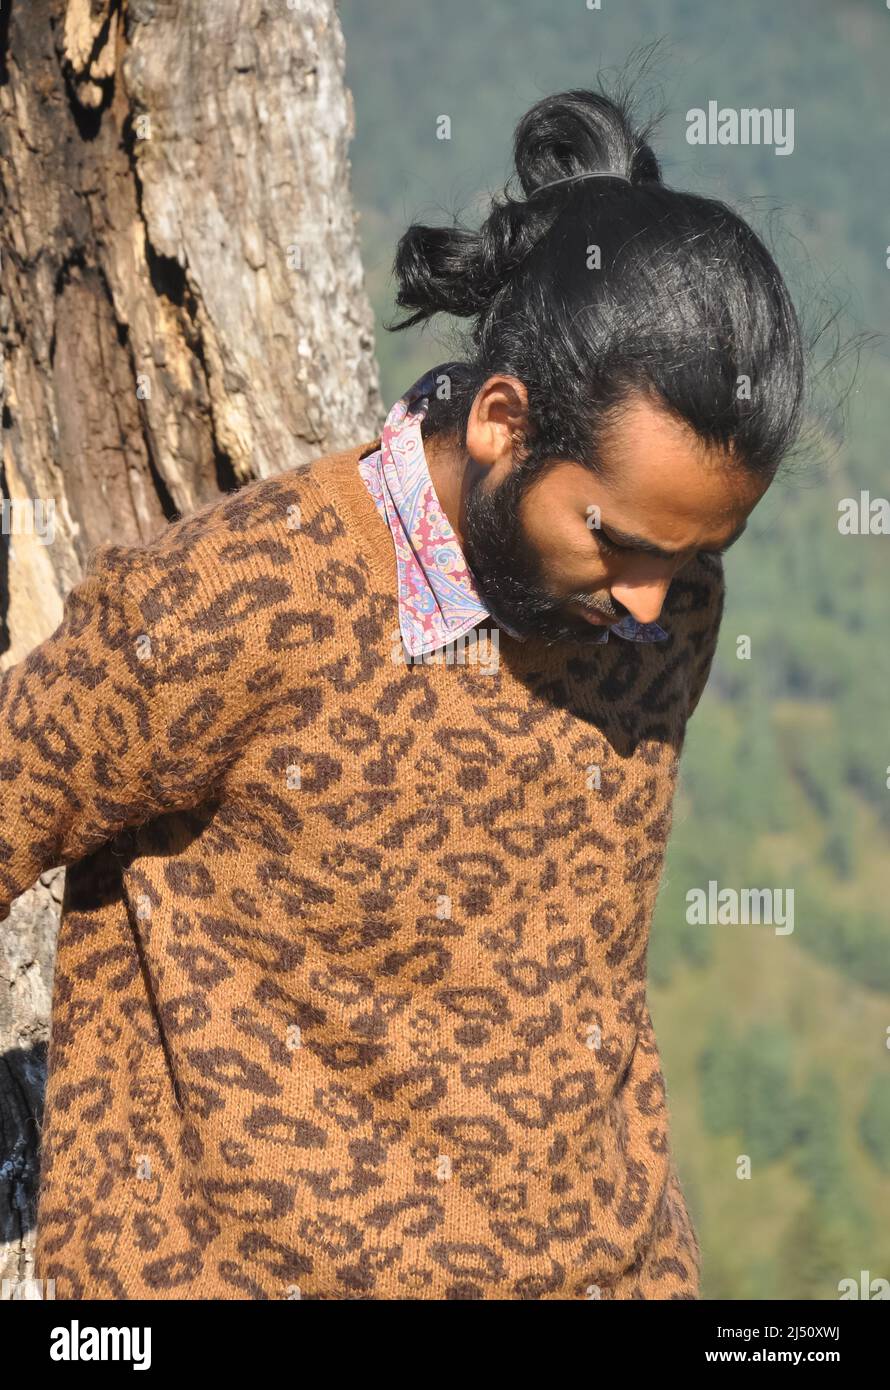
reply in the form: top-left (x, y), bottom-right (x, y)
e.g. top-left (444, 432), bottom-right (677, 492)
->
top-left (460, 389), bottom-right (769, 645)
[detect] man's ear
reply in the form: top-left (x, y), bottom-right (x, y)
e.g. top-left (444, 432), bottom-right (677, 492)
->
top-left (465, 375), bottom-right (530, 474)
top-left (464, 407), bottom-right (507, 472)
top-left (509, 425), bottom-right (533, 464)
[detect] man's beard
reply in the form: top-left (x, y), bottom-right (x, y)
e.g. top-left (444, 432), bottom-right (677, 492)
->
top-left (460, 457), bottom-right (625, 646)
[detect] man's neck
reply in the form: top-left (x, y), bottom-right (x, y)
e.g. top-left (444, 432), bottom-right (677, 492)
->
top-left (423, 428), bottom-right (482, 551)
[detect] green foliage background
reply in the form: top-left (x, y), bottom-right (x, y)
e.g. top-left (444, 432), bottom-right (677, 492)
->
top-left (338, 0), bottom-right (890, 1299)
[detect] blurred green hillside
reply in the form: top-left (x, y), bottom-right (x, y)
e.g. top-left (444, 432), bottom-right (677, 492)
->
top-left (338, 0), bottom-right (890, 1298)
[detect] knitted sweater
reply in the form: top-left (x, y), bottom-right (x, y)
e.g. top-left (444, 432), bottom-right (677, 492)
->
top-left (0, 438), bottom-right (725, 1300)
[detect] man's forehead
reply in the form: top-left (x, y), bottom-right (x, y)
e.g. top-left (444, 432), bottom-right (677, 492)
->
top-left (535, 400), bottom-right (766, 555)
top-left (597, 391), bottom-right (732, 475)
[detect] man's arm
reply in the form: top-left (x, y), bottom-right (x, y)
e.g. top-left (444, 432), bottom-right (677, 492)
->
top-left (0, 508), bottom-right (300, 921)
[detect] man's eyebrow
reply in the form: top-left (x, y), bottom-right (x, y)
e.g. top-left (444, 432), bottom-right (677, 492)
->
top-left (599, 518), bottom-right (748, 559)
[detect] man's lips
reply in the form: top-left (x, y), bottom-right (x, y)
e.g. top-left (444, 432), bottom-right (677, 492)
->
top-left (571, 603), bottom-right (614, 627)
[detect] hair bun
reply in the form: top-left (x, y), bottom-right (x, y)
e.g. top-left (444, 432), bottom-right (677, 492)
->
top-left (525, 170), bottom-right (634, 202)
top-left (514, 88), bottom-right (661, 198)
top-left (389, 86), bottom-right (662, 334)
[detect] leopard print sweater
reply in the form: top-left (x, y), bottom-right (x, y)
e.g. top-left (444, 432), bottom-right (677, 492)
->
top-left (0, 438), bottom-right (725, 1300)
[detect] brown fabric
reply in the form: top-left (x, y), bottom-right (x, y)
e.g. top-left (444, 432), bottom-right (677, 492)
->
top-left (0, 439), bottom-right (724, 1299)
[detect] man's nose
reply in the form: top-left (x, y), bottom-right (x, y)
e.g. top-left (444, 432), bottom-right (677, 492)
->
top-left (609, 576), bottom-right (672, 626)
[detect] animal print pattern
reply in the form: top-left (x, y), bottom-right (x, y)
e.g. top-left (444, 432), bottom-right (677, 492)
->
top-left (0, 439), bottom-right (725, 1299)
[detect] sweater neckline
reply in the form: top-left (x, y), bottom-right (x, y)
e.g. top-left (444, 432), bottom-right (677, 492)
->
top-left (311, 436), bottom-right (395, 589)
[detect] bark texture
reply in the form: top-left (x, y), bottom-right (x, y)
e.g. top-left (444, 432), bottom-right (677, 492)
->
top-left (0, 0), bottom-right (382, 1288)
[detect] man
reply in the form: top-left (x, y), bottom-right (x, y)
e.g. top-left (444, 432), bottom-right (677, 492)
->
top-left (1, 87), bottom-right (804, 1298)
top-left (0, 357), bottom-right (763, 1300)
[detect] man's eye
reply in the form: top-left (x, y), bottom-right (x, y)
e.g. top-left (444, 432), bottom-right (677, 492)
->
top-left (594, 529), bottom-right (623, 554)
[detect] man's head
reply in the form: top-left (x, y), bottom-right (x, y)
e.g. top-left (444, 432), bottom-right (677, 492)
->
top-left (390, 86), bottom-right (806, 642)
top-left (455, 376), bottom-right (767, 644)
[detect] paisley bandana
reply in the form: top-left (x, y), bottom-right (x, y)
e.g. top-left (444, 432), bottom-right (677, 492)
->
top-left (359, 364), bottom-right (669, 657)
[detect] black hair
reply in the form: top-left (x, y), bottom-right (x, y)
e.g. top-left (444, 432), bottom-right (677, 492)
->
top-left (386, 86), bottom-right (806, 482)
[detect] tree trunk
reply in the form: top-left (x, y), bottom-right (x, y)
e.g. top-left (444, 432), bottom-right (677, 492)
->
top-left (0, 0), bottom-right (382, 1291)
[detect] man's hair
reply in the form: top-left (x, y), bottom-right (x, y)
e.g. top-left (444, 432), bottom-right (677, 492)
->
top-left (387, 83), bottom-right (806, 484)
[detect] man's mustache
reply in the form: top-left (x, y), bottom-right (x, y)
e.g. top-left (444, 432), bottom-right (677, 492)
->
top-left (567, 592), bottom-right (627, 621)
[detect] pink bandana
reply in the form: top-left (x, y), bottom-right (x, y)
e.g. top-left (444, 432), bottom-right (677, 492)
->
top-left (359, 364), bottom-right (669, 656)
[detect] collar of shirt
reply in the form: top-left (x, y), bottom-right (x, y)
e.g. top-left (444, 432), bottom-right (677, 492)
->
top-left (358, 363), bottom-right (669, 658)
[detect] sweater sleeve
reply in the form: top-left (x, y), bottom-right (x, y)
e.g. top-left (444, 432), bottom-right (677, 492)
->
top-left (0, 524), bottom-right (288, 922)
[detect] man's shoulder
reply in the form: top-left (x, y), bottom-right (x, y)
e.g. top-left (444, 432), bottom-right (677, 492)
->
top-left (663, 552), bottom-right (726, 720)
top-left (86, 437), bottom-right (382, 626)
top-left (94, 439), bottom-right (378, 569)
top-left (663, 551), bottom-right (725, 632)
